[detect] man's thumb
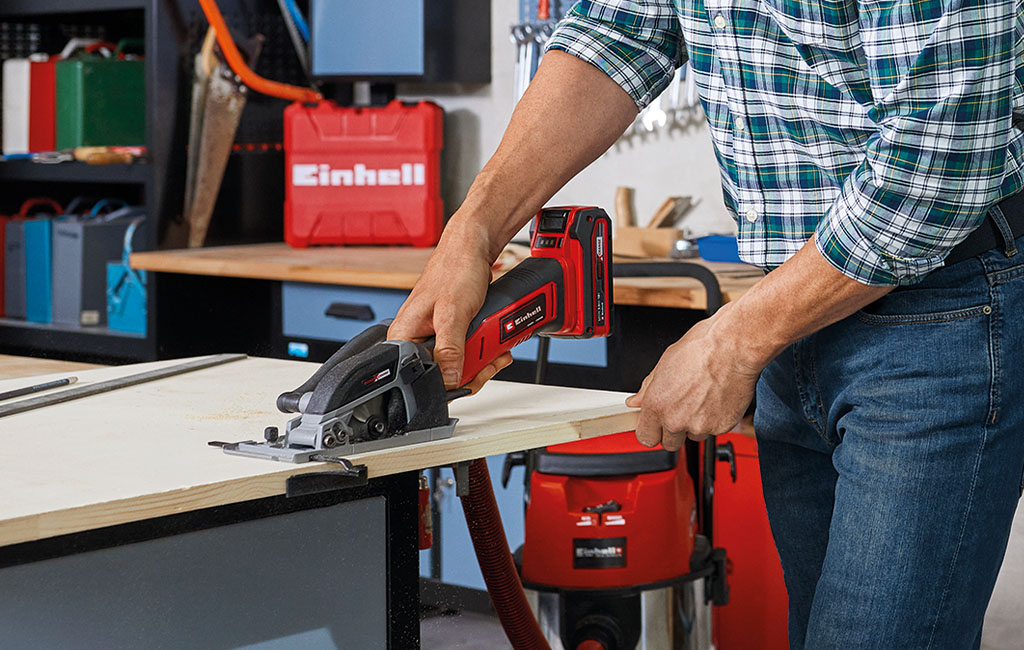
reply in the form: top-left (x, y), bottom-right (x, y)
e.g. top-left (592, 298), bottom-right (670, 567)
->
top-left (433, 332), bottom-right (465, 388)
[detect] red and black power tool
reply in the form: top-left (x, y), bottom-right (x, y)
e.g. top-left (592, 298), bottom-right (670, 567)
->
top-left (223, 205), bottom-right (613, 462)
top-left (461, 205), bottom-right (612, 384)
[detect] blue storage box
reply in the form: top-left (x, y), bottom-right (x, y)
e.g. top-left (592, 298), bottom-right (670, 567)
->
top-left (107, 264), bottom-right (146, 334)
top-left (24, 219), bottom-right (53, 323)
top-left (697, 235), bottom-right (742, 263)
top-left (106, 218), bottom-right (146, 335)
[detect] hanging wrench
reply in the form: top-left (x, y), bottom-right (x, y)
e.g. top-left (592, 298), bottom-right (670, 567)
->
top-left (641, 92), bottom-right (668, 131)
top-left (511, 25), bottom-right (528, 105)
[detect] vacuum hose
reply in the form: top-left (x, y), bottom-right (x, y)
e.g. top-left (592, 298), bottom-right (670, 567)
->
top-left (460, 459), bottom-right (551, 650)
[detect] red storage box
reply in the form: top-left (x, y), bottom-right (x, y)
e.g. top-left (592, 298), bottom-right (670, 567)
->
top-left (29, 57), bottom-right (57, 152)
top-left (284, 100), bottom-right (444, 248)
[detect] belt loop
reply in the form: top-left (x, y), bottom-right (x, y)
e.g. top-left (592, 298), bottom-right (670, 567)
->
top-left (988, 203), bottom-right (1018, 258)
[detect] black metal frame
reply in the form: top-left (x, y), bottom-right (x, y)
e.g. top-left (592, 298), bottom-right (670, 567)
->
top-left (0, 0), bottom-right (181, 362)
top-left (0, 470), bottom-right (422, 648)
top-left (307, 0), bottom-right (490, 84)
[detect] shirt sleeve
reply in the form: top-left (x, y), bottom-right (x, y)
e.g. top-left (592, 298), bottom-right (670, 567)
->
top-left (544, 0), bottom-right (686, 109)
top-left (815, 0), bottom-right (1021, 286)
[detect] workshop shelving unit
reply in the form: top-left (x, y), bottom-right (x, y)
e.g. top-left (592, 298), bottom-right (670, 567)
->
top-left (0, 0), bottom-right (181, 362)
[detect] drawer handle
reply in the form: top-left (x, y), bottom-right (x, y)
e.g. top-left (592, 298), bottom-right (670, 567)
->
top-left (325, 302), bottom-right (376, 321)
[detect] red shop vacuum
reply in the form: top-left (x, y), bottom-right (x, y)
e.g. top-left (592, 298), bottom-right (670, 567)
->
top-left (503, 263), bottom-right (735, 650)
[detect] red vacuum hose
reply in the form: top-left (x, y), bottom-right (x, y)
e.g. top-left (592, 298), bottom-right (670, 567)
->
top-left (461, 458), bottom-right (551, 650)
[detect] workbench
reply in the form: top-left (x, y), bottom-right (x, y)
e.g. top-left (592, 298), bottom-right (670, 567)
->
top-left (131, 242), bottom-right (762, 391)
top-left (0, 355), bottom-right (636, 649)
top-left (130, 242), bottom-right (762, 311)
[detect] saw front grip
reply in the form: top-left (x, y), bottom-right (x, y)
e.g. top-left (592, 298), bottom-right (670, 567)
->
top-left (277, 322), bottom-right (389, 413)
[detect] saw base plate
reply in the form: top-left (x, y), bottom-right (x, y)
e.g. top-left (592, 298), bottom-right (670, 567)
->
top-left (218, 419), bottom-right (458, 464)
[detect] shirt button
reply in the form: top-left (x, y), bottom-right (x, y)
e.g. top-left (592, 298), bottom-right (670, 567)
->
top-left (745, 208), bottom-right (759, 222)
top-left (713, 14), bottom-right (727, 29)
top-left (734, 117), bottom-right (746, 131)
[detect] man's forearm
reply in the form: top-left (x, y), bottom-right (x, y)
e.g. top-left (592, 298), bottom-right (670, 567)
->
top-left (448, 50), bottom-right (638, 259)
top-left (716, 236), bottom-right (893, 369)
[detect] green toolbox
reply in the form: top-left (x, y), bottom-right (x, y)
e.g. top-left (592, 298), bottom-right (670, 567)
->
top-left (56, 40), bottom-right (145, 149)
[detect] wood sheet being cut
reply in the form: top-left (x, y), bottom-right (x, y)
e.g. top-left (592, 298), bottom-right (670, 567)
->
top-left (0, 356), bottom-right (637, 547)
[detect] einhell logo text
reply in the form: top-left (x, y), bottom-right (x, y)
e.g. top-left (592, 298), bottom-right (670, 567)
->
top-left (573, 537), bottom-right (627, 569)
top-left (513, 306), bottom-right (542, 327)
top-left (292, 163), bottom-right (426, 187)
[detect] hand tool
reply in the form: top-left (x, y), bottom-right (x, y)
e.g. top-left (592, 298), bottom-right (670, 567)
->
top-left (0, 354), bottom-right (244, 419)
top-left (213, 206), bottom-right (613, 464)
top-left (641, 92), bottom-right (668, 132)
top-left (184, 36), bottom-right (262, 248)
top-left (0, 376), bottom-right (77, 402)
top-left (511, 25), bottom-right (529, 104)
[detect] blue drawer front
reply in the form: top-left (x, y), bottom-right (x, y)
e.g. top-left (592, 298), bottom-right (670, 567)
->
top-left (510, 336), bottom-right (607, 368)
top-left (282, 282), bottom-right (410, 343)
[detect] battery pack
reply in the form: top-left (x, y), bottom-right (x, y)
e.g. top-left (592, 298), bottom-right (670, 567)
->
top-left (284, 100), bottom-right (443, 248)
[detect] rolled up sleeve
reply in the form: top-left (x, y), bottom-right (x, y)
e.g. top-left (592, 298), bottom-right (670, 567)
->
top-left (815, 0), bottom-right (1021, 286)
top-left (545, 0), bottom-right (686, 109)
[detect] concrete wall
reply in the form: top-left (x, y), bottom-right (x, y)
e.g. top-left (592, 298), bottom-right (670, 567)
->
top-left (398, 0), bottom-right (736, 239)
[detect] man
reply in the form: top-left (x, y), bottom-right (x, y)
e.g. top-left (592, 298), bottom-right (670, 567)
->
top-left (388, 0), bottom-right (1024, 647)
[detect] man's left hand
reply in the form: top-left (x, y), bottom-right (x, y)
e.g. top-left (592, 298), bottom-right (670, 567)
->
top-left (624, 308), bottom-right (764, 450)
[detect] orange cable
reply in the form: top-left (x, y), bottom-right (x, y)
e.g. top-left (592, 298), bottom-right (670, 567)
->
top-left (198, 0), bottom-right (322, 103)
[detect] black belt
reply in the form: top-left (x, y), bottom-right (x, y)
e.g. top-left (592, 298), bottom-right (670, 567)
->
top-left (945, 190), bottom-right (1024, 266)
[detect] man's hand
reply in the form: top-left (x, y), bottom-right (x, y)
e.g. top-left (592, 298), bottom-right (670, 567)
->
top-left (388, 220), bottom-right (513, 391)
top-left (625, 309), bottom-right (761, 450)
top-left (623, 237), bottom-right (892, 450)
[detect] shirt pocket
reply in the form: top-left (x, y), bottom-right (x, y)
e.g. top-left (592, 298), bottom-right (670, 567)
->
top-left (761, 0), bottom-right (826, 46)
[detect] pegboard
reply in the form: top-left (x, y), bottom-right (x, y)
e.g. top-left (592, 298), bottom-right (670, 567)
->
top-left (184, 0), bottom-right (310, 144)
top-left (0, 22), bottom-right (111, 62)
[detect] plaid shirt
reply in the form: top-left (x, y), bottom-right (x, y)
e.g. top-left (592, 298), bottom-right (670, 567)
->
top-left (547, 0), bottom-right (1024, 285)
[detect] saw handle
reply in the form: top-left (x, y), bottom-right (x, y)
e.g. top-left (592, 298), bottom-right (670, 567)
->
top-left (460, 256), bottom-right (565, 388)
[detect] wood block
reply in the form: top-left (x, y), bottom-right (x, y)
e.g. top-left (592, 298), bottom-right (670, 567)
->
top-left (613, 226), bottom-right (683, 258)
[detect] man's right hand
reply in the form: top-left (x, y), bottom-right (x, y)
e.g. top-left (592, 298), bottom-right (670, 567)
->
top-left (388, 50), bottom-right (637, 393)
top-left (388, 220), bottom-right (512, 392)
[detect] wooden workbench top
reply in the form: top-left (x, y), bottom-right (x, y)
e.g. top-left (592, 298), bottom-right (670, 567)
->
top-left (131, 243), bottom-right (762, 310)
top-left (0, 355), bottom-right (101, 381)
top-left (0, 356), bottom-right (637, 547)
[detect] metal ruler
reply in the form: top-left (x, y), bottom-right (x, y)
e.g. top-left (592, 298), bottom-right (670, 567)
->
top-left (0, 354), bottom-right (246, 419)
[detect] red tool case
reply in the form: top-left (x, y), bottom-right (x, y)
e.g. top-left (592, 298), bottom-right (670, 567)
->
top-left (284, 100), bottom-right (444, 248)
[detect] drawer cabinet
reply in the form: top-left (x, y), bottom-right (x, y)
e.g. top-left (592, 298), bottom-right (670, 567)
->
top-left (281, 282), bottom-right (410, 352)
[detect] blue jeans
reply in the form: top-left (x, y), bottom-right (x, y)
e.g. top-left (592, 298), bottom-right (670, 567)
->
top-left (755, 226), bottom-right (1024, 649)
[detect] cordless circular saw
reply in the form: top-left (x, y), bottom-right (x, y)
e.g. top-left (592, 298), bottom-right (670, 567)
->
top-left (215, 206), bottom-right (612, 463)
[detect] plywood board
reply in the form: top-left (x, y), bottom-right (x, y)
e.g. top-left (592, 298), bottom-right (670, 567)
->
top-left (131, 243), bottom-right (762, 309)
top-left (0, 356), bottom-right (637, 547)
